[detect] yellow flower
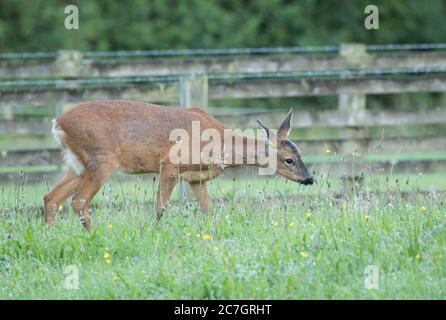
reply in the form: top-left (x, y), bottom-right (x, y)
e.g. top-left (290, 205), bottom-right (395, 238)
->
top-left (305, 212), bottom-right (311, 219)
top-left (213, 246), bottom-right (219, 252)
top-left (416, 253), bottom-right (421, 261)
top-left (300, 251), bottom-right (309, 258)
top-left (104, 259), bottom-right (111, 265)
top-left (103, 252), bottom-right (110, 260)
top-left (107, 224), bottom-right (113, 230)
top-left (202, 234), bottom-right (211, 241)
top-left (288, 222), bottom-right (295, 228)
top-left (421, 206), bottom-right (427, 213)
top-left (325, 148), bottom-right (331, 155)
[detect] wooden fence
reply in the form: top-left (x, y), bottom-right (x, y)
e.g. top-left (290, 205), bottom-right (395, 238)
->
top-left (0, 43), bottom-right (446, 184)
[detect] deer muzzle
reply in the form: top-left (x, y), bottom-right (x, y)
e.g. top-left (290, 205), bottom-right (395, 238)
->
top-left (299, 177), bottom-right (314, 185)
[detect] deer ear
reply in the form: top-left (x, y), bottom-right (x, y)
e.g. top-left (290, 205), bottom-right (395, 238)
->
top-left (257, 120), bottom-right (277, 145)
top-left (278, 108), bottom-right (293, 140)
top-left (257, 119), bottom-right (270, 141)
top-left (257, 120), bottom-right (277, 146)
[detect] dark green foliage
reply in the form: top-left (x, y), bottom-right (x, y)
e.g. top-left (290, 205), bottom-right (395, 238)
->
top-left (0, 0), bottom-right (445, 52)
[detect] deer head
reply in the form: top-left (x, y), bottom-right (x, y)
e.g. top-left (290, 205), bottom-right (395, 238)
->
top-left (257, 109), bottom-right (314, 185)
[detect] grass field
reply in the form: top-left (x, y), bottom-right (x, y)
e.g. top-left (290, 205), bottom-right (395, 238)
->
top-left (0, 174), bottom-right (445, 299)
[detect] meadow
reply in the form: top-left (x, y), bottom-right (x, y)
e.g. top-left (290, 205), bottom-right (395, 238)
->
top-left (0, 171), bottom-right (445, 299)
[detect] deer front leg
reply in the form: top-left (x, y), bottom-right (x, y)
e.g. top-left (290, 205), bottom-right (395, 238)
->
top-left (189, 181), bottom-right (210, 213)
top-left (156, 168), bottom-right (178, 219)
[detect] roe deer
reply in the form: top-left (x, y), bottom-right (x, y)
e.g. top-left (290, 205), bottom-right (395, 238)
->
top-left (44, 100), bottom-right (313, 230)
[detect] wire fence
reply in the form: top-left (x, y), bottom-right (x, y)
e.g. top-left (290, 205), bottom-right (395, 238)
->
top-left (1, 43), bottom-right (446, 60)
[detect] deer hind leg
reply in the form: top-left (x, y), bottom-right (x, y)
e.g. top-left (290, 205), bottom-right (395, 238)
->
top-left (71, 165), bottom-right (114, 231)
top-left (189, 181), bottom-right (210, 213)
top-left (44, 169), bottom-right (82, 227)
top-left (156, 168), bottom-right (178, 219)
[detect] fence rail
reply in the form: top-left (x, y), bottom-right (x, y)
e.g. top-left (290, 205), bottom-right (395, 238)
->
top-left (0, 43), bottom-right (446, 184)
top-left (1, 72), bottom-right (445, 108)
top-left (2, 49), bottom-right (446, 79)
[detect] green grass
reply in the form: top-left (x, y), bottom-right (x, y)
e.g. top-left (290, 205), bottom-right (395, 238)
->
top-left (1, 172), bottom-right (445, 207)
top-left (0, 165), bottom-right (59, 174)
top-left (0, 176), bottom-right (445, 299)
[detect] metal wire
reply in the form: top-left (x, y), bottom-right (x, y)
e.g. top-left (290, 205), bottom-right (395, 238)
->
top-left (208, 66), bottom-right (446, 81)
top-left (1, 43), bottom-right (446, 60)
top-left (0, 52), bottom-right (57, 59)
top-left (367, 43), bottom-right (446, 51)
top-left (83, 46), bottom-right (339, 58)
top-left (0, 75), bottom-right (180, 88)
top-left (1, 66), bottom-right (445, 89)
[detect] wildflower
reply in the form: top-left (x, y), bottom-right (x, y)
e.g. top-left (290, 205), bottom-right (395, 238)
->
top-left (4, 233), bottom-right (12, 239)
top-left (416, 253), bottom-right (421, 261)
top-left (202, 234), bottom-right (211, 241)
top-left (213, 246), bottom-right (219, 252)
top-left (288, 222), bottom-right (295, 228)
top-left (104, 259), bottom-right (111, 265)
top-left (305, 212), bottom-right (311, 219)
top-left (421, 206), bottom-right (427, 213)
top-left (58, 205), bottom-right (63, 211)
top-left (107, 224), bottom-right (113, 230)
top-left (325, 148), bottom-right (331, 155)
top-left (300, 251), bottom-right (309, 258)
top-left (418, 172), bottom-right (423, 177)
top-left (103, 252), bottom-right (111, 260)
top-left (364, 215), bottom-right (369, 221)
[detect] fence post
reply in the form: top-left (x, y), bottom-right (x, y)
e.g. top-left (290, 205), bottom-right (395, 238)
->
top-left (179, 74), bottom-right (209, 109)
top-left (338, 43), bottom-right (372, 194)
top-left (52, 50), bottom-right (85, 177)
top-left (2, 106), bottom-right (14, 120)
top-left (53, 50), bottom-right (84, 116)
top-left (53, 50), bottom-right (85, 79)
top-left (178, 74), bottom-right (209, 200)
top-left (338, 43), bottom-right (370, 124)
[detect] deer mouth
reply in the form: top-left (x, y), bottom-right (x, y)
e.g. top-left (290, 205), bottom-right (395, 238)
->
top-left (298, 177), bottom-right (314, 185)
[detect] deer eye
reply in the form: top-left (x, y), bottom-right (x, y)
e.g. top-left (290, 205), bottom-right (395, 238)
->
top-left (285, 158), bottom-right (295, 165)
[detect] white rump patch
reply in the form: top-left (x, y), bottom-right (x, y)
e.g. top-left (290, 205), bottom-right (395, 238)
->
top-left (51, 119), bottom-right (65, 147)
top-left (52, 118), bottom-right (85, 175)
top-left (62, 149), bottom-right (85, 176)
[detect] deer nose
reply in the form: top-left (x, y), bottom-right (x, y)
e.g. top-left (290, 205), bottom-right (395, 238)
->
top-left (301, 177), bottom-right (314, 185)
